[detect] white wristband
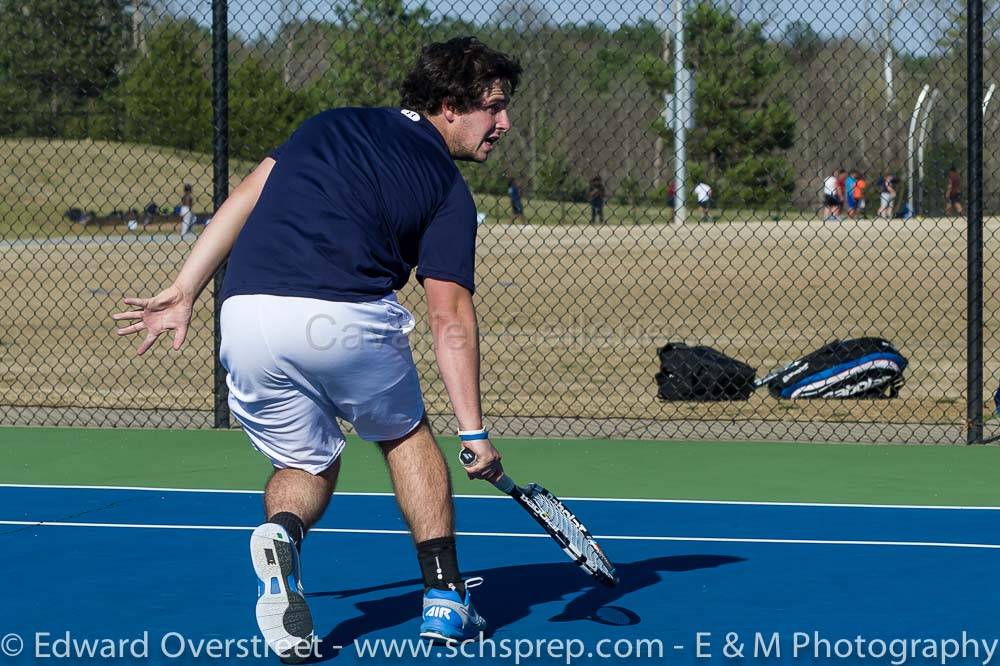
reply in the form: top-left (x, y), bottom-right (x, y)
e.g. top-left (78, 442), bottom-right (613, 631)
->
top-left (458, 427), bottom-right (489, 442)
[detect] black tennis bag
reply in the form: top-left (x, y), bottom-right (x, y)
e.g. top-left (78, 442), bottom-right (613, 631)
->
top-left (759, 337), bottom-right (907, 399)
top-left (655, 343), bottom-right (757, 401)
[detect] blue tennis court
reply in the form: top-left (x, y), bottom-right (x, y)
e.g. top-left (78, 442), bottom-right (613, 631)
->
top-left (3, 483), bottom-right (999, 664)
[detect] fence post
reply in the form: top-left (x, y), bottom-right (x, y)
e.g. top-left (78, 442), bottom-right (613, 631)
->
top-left (212, 0), bottom-right (230, 429)
top-left (967, 0), bottom-right (984, 444)
top-left (671, 0), bottom-right (687, 226)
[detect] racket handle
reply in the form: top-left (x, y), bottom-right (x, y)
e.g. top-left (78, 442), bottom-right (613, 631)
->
top-left (459, 447), bottom-right (516, 494)
top-left (492, 474), bottom-right (516, 494)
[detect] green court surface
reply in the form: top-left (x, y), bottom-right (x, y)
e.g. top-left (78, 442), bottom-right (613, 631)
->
top-left (4, 426), bottom-right (1000, 506)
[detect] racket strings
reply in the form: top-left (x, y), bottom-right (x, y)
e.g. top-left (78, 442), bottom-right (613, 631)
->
top-left (528, 489), bottom-right (609, 573)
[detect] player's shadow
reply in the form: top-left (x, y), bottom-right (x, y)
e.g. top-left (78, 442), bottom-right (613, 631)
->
top-left (307, 553), bottom-right (744, 661)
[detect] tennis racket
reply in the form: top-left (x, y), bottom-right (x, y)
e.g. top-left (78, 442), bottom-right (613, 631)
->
top-left (460, 448), bottom-right (619, 587)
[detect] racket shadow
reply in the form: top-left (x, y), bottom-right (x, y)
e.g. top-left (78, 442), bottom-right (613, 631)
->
top-left (543, 554), bottom-right (745, 623)
top-left (307, 554), bottom-right (744, 661)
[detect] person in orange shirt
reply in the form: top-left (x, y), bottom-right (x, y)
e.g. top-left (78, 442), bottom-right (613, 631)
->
top-left (849, 171), bottom-right (866, 219)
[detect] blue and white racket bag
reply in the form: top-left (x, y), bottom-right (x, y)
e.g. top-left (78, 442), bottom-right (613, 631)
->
top-left (758, 338), bottom-right (907, 399)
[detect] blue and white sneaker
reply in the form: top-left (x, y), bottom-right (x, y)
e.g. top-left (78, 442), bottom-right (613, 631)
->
top-left (419, 577), bottom-right (487, 643)
top-left (250, 523), bottom-right (315, 663)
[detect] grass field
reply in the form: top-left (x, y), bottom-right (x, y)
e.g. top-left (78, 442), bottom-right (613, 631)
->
top-left (2, 139), bottom-right (998, 442)
top-left (0, 138), bottom-right (254, 238)
top-left (0, 140), bottom-right (799, 238)
top-left (2, 215), bottom-right (997, 437)
top-left (471, 191), bottom-right (802, 227)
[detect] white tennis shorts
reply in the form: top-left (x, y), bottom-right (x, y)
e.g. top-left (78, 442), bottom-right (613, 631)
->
top-left (220, 294), bottom-right (425, 474)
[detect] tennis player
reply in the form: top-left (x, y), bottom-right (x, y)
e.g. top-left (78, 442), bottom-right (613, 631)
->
top-left (113, 36), bottom-right (521, 659)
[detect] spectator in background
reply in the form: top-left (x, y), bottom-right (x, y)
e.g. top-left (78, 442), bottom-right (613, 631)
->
top-left (877, 172), bottom-right (897, 219)
top-left (126, 208), bottom-right (140, 231)
top-left (507, 178), bottom-right (523, 221)
top-left (180, 183), bottom-right (197, 237)
top-left (666, 180), bottom-right (676, 209)
top-left (836, 169), bottom-right (847, 217)
top-left (823, 169), bottom-right (843, 220)
top-left (845, 170), bottom-right (857, 217)
top-left (142, 202), bottom-right (158, 226)
top-left (694, 181), bottom-right (712, 220)
top-left (587, 176), bottom-right (605, 224)
top-left (945, 167), bottom-right (963, 217)
top-left (850, 172), bottom-right (866, 219)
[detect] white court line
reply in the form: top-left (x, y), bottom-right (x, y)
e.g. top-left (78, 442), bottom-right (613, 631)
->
top-left (2, 520), bottom-right (1000, 550)
top-left (1, 482), bottom-right (999, 511)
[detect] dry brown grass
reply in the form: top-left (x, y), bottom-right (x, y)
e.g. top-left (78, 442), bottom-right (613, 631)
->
top-left (3, 214), bottom-right (999, 435)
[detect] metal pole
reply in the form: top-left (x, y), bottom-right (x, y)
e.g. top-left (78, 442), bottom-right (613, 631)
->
top-left (654, 0), bottom-right (671, 192)
top-left (882, 0), bottom-right (894, 110)
top-left (916, 88), bottom-right (939, 215)
top-left (882, 0), bottom-right (896, 161)
top-left (907, 84), bottom-right (930, 219)
top-left (672, 0), bottom-right (687, 226)
top-left (212, 0), bottom-right (230, 429)
top-left (967, 0), bottom-right (984, 444)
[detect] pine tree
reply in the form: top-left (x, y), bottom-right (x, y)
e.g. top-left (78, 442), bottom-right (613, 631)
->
top-left (230, 53), bottom-right (309, 161)
top-left (121, 19), bottom-right (211, 152)
top-left (645, 3), bottom-right (796, 208)
top-left (0, 0), bottom-right (129, 136)
top-left (309, 0), bottom-right (434, 110)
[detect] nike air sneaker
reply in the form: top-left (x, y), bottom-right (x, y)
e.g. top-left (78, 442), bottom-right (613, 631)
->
top-left (419, 577), bottom-right (487, 643)
top-left (250, 523), bottom-right (315, 663)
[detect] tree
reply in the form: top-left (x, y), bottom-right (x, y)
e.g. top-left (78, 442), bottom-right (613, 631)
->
top-left (121, 19), bottom-right (211, 152)
top-left (644, 3), bottom-right (796, 208)
top-left (230, 52), bottom-right (310, 160)
top-left (0, 0), bottom-right (129, 136)
top-left (308, 0), bottom-right (435, 110)
top-left (783, 20), bottom-right (821, 64)
top-left (532, 114), bottom-right (575, 199)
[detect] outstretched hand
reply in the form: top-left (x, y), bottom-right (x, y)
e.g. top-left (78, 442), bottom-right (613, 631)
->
top-left (112, 285), bottom-right (194, 355)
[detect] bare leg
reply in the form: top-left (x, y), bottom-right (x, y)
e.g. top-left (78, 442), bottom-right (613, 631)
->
top-left (379, 418), bottom-right (453, 543)
top-left (264, 459), bottom-right (341, 528)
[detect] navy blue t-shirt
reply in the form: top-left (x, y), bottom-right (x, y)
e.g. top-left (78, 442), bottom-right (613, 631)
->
top-left (221, 107), bottom-right (478, 303)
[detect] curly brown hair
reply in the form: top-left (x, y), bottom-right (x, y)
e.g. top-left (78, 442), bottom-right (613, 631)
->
top-left (399, 37), bottom-right (522, 115)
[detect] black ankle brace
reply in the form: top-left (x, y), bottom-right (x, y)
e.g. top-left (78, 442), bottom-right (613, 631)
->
top-left (416, 536), bottom-right (465, 596)
top-left (269, 511), bottom-right (306, 551)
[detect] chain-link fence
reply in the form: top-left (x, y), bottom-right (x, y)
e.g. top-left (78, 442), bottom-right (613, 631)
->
top-left (0, 0), bottom-right (995, 443)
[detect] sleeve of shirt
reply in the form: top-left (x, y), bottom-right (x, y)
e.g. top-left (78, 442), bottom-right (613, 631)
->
top-left (268, 141), bottom-right (287, 161)
top-left (416, 176), bottom-right (478, 294)
top-left (268, 126), bottom-right (300, 160)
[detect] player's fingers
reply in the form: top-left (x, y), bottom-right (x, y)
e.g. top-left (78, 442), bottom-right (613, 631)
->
top-left (172, 324), bottom-right (187, 351)
top-left (459, 443), bottom-right (502, 480)
top-left (136, 331), bottom-right (158, 356)
top-left (111, 310), bottom-right (143, 322)
top-left (115, 322), bottom-right (145, 336)
top-left (481, 463), bottom-right (504, 483)
top-left (487, 456), bottom-right (505, 478)
top-left (463, 456), bottom-right (488, 479)
top-left (122, 297), bottom-right (149, 308)
top-left (466, 456), bottom-right (501, 480)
